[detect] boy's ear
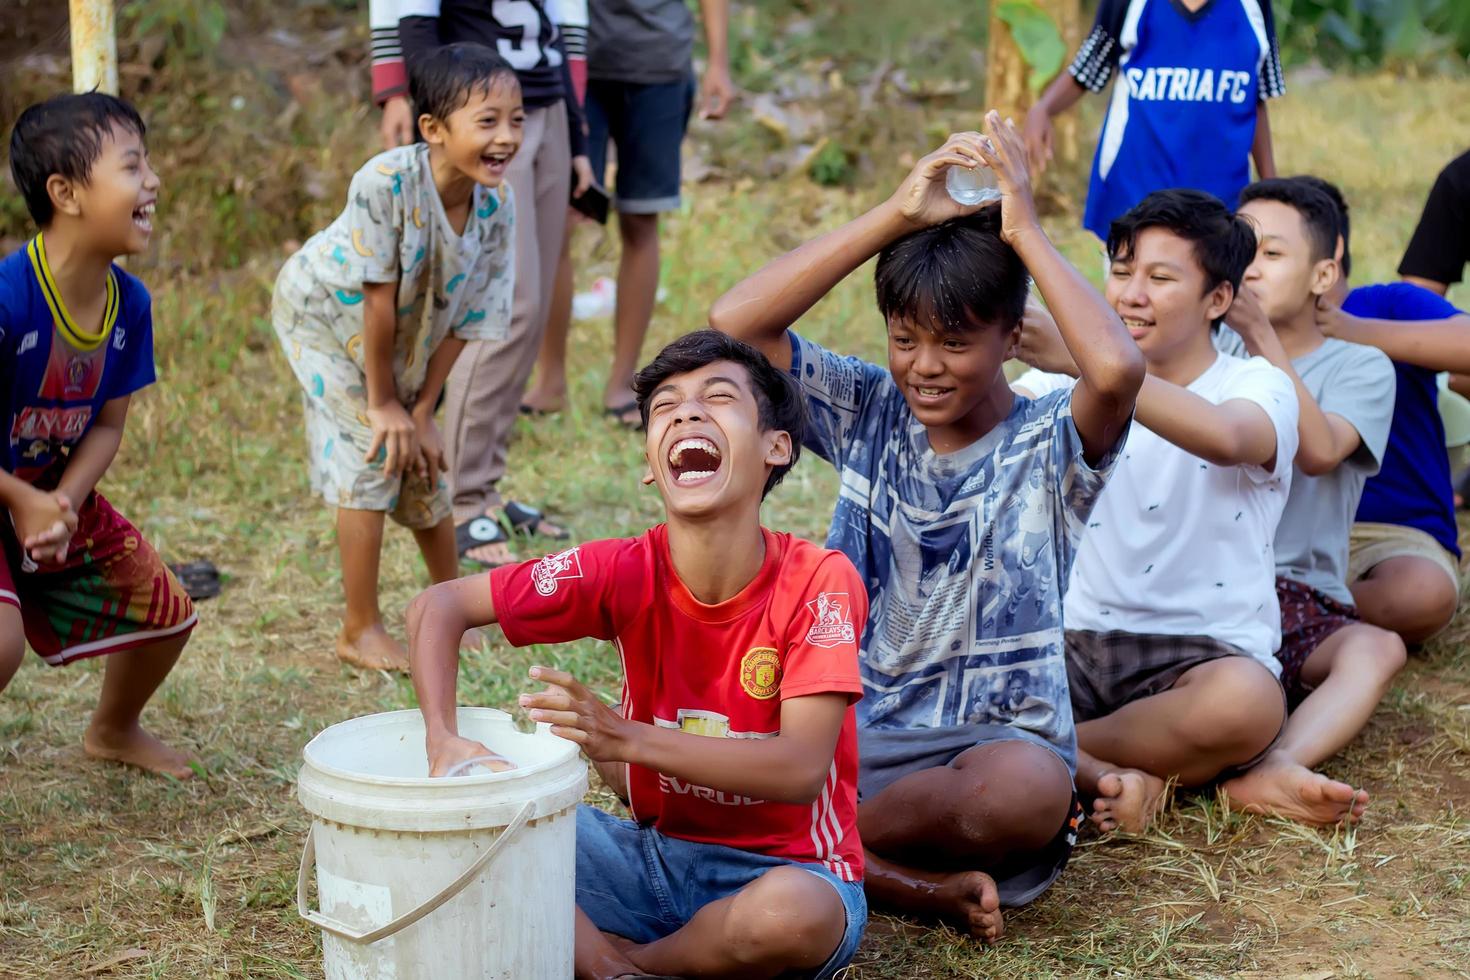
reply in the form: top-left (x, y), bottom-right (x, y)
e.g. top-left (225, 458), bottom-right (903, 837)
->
top-left (764, 430), bottom-right (793, 469)
top-left (1205, 281), bottom-right (1235, 323)
top-left (1309, 256), bottom-right (1340, 297)
top-left (1004, 322), bottom-right (1023, 361)
top-left (46, 174), bottom-right (82, 219)
top-left (418, 113), bottom-right (445, 145)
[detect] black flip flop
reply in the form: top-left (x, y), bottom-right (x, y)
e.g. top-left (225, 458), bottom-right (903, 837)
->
top-left (168, 560), bottom-right (222, 601)
top-left (501, 501), bottom-right (570, 541)
top-left (518, 403), bottom-right (558, 417)
top-left (603, 400), bottom-right (644, 431)
top-left (455, 516), bottom-right (513, 568)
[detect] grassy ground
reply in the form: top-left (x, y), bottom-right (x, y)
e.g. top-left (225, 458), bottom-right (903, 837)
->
top-left (3, 3), bottom-right (1470, 977)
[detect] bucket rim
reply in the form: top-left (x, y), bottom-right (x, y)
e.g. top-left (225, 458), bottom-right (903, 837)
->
top-left (301, 707), bottom-right (581, 788)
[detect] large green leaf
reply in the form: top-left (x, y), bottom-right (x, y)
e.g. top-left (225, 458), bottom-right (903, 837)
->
top-left (996, 1), bottom-right (1068, 92)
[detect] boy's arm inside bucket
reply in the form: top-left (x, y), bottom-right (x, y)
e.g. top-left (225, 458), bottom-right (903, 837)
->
top-left (407, 574), bottom-right (512, 776)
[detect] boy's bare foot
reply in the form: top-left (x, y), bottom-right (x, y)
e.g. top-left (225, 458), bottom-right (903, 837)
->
top-left (875, 865), bottom-right (1004, 943)
top-left (1091, 768), bottom-right (1167, 834)
top-left (1220, 757), bottom-right (1366, 826)
top-left (84, 722), bottom-right (195, 778)
top-left (337, 625), bottom-right (410, 672)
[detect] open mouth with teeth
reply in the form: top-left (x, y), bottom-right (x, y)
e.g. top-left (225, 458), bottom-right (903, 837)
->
top-left (668, 437), bottom-right (722, 486)
top-left (481, 150), bottom-right (512, 173)
top-left (1121, 316), bottom-right (1153, 339)
top-left (132, 201), bottom-right (155, 233)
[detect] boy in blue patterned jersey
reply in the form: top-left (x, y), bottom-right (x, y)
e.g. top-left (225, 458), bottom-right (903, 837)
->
top-left (1, 93), bottom-right (196, 777)
top-left (712, 113), bottom-right (1143, 942)
top-left (1025, 0), bottom-right (1285, 241)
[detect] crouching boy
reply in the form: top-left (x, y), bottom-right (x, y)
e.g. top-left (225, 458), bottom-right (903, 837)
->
top-left (406, 332), bottom-right (868, 979)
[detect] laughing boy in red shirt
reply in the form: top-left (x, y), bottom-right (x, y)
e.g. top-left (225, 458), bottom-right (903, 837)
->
top-left (406, 330), bottom-right (867, 979)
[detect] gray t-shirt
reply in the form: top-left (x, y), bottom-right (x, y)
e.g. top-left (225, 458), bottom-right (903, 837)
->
top-left (1215, 328), bottom-right (1396, 603)
top-left (588, 0), bottom-right (694, 83)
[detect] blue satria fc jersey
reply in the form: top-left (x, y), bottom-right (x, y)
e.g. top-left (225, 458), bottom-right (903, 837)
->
top-left (1070, 0), bottom-right (1286, 240)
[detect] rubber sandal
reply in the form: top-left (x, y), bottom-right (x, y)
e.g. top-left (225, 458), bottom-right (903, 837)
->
top-left (518, 403), bottom-right (558, 417)
top-left (501, 501), bottom-right (570, 540)
top-left (168, 560), bottom-right (222, 601)
top-left (603, 400), bottom-right (644, 431)
top-left (455, 517), bottom-right (513, 568)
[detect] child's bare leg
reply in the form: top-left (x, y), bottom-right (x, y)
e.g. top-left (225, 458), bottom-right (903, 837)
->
top-left (857, 739), bottom-right (1072, 941)
top-left (84, 631), bottom-right (194, 778)
top-left (524, 220), bottom-right (576, 414)
top-left (609, 866), bottom-right (844, 979)
top-left (0, 604), bottom-right (25, 693)
top-left (335, 507), bottom-right (409, 671)
top-left (412, 518), bottom-right (485, 649)
top-left (574, 908), bottom-right (644, 980)
top-left (604, 212), bottom-right (659, 422)
top-left (1222, 624), bottom-right (1404, 826)
top-left (1077, 657), bottom-right (1284, 832)
top-left (1349, 555), bottom-right (1458, 645)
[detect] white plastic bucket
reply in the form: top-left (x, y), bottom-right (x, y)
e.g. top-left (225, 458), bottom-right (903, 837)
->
top-left (296, 708), bottom-right (588, 980)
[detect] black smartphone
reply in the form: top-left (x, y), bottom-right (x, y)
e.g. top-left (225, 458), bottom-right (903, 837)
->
top-left (571, 172), bottom-right (610, 225)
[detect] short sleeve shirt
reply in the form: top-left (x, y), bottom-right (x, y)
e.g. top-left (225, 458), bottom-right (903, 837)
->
top-left (1215, 328), bottom-right (1396, 602)
top-left (0, 240), bottom-right (156, 484)
top-left (587, 0), bottom-right (693, 83)
top-left (790, 333), bottom-right (1126, 771)
top-left (1348, 282), bottom-right (1467, 556)
top-left (273, 144), bottom-right (515, 401)
top-left (1020, 353), bottom-right (1298, 671)
top-left (489, 526), bottom-right (866, 881)
top-left (1071, 0), bottom-right (1286, 239)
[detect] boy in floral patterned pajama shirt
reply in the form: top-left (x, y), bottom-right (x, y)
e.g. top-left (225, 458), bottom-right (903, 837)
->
top-left (272, 43), bottom-right (518, 671)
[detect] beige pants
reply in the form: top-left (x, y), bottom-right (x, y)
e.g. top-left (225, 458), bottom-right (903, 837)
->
top-left (445, 100), bottom-right (571, 521)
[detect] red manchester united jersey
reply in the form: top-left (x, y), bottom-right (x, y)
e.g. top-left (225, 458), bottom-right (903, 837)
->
top-left (490, 525), bottom-right (866, 881)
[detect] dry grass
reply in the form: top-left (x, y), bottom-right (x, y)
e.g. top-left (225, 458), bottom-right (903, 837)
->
top-left (2, 3), bottom-right (1470, 977)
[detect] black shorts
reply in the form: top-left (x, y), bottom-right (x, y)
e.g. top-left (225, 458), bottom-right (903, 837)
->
top-left (586, 75), bottom-right (695, 214)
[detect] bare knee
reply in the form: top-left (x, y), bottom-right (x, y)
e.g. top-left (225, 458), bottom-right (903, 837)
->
top-left (618, 211), bottom-right (659, 248)
top-left (952, 740), bottom-right (1073, 850)
top-left (1354, 559), bottom-right (1459, 644)
top-left (0, 629), bottom-right (22, 693)
top-left (1312, 626), bottom-right (1406, 691)
top-left (1179, 660), bottom-right (1284, 759)
top-left (723, 867), bottom-right (844, 970)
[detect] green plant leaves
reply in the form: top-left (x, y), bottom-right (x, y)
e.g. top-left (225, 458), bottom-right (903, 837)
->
top-left (996, 1), bottom-right (1067, 92)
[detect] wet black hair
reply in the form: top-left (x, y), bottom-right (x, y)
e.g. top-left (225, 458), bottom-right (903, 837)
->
top-left (408, 42), bottom-right (519, 123)
top-left (633, 330), bottom-right (807, 499)
top-left (1107, 188), bottom-right (1256, 325)
top-left (9, 92), bottom-right (147, 227)
top-left (874, 204), bottom-right (1029, 335)
top-left (1280, 175), bottom-right (1351, 277)
top-left (1239, 177), bottom-right (1342, 270)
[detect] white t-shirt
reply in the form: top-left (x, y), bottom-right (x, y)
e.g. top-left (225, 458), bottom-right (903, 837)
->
top-left (1016, 353), bottom-right (1300, 672)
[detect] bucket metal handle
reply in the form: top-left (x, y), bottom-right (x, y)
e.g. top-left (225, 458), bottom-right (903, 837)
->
top-left (296, 798), bottom-right (535, 944)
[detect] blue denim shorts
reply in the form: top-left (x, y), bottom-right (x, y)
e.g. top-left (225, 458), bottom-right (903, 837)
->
top-left (585, 76), bottom-right (695, 214)
top-left (576, 806), bottom-right (867, 979)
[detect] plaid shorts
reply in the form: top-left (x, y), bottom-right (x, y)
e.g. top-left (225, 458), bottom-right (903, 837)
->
top-left (1, 491), bottom-right (196, 665)
top-left (1066, 629), bottom-right (1259, 722)
top-left (1275, 577), bottom-right (1358, 702)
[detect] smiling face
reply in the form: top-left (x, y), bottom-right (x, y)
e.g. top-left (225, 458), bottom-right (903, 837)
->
top-left (56, 121), bottom-right (159, 255)
top-left (642, 360), bottom-right (792, 521)
top-left (422, 77), bottom-right (524, 188)
top-left (1239, 198), bottom-right (1338, 325)
top-left (1105, 227), bottom-right (1233, 366)
top-left (885, 314), bottom-right (1017, 443)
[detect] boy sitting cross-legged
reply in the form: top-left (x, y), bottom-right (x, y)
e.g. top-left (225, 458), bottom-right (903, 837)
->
top-left (1211, 177), bottom-right (1404, 826)
top-left (1, 93), bottom-right (197, 777)
top-left (1016, 189), bottom-right (1299, 835)
top-left (713, 112), bottom-right (1145, 941)
top-left (1305, 175), bottom-right (1470, 646)
top-left (407, 332), bottom-right (868, 980)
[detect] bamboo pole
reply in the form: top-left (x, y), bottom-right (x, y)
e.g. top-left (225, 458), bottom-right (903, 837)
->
top-left (70, 0), bottom-right (118, 94)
